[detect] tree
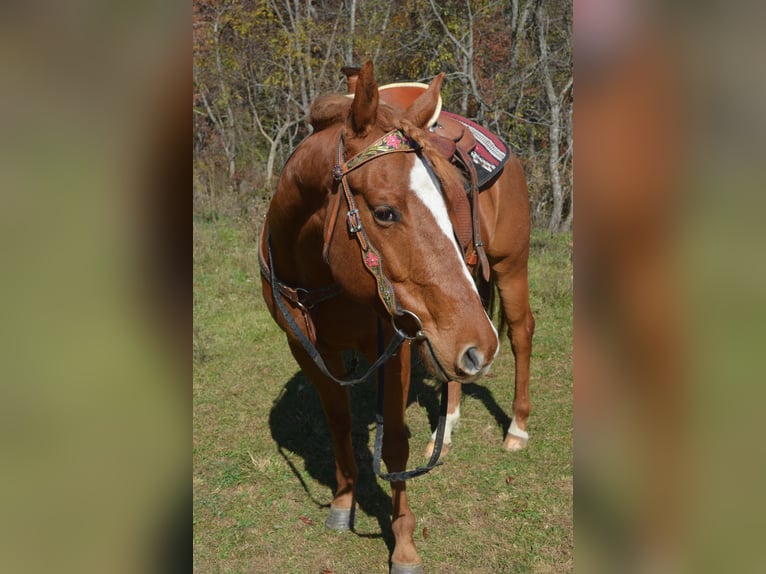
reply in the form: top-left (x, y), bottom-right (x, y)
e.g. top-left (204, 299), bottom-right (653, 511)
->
top-left (192, 0), bottom-right (573, 231)
top-left (536, 0), bottom-right (573, 232)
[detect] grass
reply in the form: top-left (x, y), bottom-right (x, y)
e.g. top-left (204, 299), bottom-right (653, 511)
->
top-left (193, 216), bottom-right (572, 573)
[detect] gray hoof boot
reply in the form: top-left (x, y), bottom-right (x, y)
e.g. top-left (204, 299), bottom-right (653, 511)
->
top-left (324, 504), bottom-right (355, 531)
top-left (390, 563), bottom-right (424, 574)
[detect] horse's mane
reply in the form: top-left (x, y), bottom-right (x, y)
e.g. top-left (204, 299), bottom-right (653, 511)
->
top-left (308, 94), bottom-right (352, 132)
top-left (309, 94), bottom-right (397, 133)
top-left (400, 118), bottom-right (468, 212)
top-left (308, 93), bottom-right (467, 208)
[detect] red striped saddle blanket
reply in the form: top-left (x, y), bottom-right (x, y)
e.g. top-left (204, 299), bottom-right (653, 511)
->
top-left (433, 110), bottom-right (509, 189)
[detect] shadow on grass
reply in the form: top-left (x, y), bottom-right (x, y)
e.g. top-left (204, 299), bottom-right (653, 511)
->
top-left (409, 360), bottom-right (512, 443)
top-left (269, 368), bottom-right (398, 553)
top-left (269, 355), bottom-right (513, 558)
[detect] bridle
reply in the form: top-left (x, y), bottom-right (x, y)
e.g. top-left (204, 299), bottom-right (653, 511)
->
top-left (325, 128), bottom-right (432, 342)
top-left (260, 126), bottom-right (453, 481)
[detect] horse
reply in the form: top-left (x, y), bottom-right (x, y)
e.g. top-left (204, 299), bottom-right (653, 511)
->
top-left (260, 61), bottom-right (533, 573)
top-left (337, 65), bottom-right (536, 456)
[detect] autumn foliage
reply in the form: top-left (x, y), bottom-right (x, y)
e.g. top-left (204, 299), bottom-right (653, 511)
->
top-left (193, 0), bottom-right (572, 230)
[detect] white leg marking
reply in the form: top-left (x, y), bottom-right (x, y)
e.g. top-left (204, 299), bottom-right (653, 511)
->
top-left (431, 405), bottom-right (460, 445)
top-left (507, 417), bottom-right (529, 440)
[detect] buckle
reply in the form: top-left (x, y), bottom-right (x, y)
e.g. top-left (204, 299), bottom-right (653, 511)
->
top-left (294, 287), bottom-right (312, 310)
top-left (347, 209), bottom-right (363, 233)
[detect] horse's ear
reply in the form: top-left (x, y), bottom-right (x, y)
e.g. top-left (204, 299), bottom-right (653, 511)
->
top-left (347, 61), bottom-right (378, 136)
top-left (405, 72), bottom-right (445, 128)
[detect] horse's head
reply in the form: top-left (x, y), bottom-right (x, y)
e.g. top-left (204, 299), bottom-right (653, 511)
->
top-left (321, 62), bottom-right (499, 383)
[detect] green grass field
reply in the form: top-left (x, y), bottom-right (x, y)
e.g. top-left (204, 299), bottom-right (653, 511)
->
top-left (193, 216), bottom-right (572, 573)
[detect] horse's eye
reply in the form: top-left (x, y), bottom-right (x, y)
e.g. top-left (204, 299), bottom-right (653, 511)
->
top-left (372, 206), bottom-right (400, 224)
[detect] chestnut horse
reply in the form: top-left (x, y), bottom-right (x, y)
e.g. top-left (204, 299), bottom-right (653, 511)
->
top-left (260, 62), bottom-right (533, 573)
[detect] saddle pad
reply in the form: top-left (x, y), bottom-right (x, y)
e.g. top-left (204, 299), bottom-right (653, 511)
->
top-left (440, 111), bottom-right (509, 188)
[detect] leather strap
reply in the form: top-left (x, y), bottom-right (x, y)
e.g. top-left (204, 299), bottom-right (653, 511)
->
top-left (329, 131), bottom-right (420, 321)
top-left (259, 230), bottom-right (342, 344)
top-left (323, 130), bottom-right (418, 265)
top-left (455, 146), bottom-right (490, 281)
top-left (262, 234), bottom-right (407, 387)
top-left (372, 319), bottom-right (448, 482)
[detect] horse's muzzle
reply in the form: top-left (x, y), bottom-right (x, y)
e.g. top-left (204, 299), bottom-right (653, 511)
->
top-left (457, 346), bottom-right (484, 377)
top-left (417, 338), bottom-right (493, 384)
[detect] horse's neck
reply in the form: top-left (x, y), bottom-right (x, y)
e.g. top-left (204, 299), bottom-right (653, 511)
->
top-left (269, 128), bottom-right (338, 286)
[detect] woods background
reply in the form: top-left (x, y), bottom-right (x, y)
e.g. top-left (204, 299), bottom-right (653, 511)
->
top-left (193, 0), bottom-right (573, 232)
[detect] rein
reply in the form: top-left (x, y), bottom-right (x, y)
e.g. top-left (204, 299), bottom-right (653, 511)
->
top-left (261, 127), bottom-right (451, 482)
top-left (261, 236), bottom-right (408, 388)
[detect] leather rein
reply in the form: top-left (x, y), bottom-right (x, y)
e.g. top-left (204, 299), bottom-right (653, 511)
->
top-left (260, 127), bottom-right (452, 481)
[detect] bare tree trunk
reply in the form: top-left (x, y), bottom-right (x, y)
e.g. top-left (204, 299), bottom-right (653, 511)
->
top-left (561, 94), bottom-right (574, 232)
top-left (537, 1), bottom-right (571, 233)
top-left (464, 0), bottom-right (478, 119)
top-left (212, 8), bottom-right (237, 181)
top-left (427, 0), bottom-right (476, 116)
top-left (511, 0), bottom-right (532, 73)
top-left (346, 0), bottom-right (356, 64)
top-left (371, 3), bottom-right (393, 64)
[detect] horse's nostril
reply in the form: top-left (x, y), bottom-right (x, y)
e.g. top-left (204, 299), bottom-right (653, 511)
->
top-left (460, 346), bottom-right (483, 376)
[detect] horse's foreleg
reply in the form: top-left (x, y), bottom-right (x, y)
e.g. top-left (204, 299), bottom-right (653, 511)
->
top-left (288, 341), bottom-right (358, 530)
top-left (377, 342), bottom-right (423, 572)
top-left (424, 380), bottom-right (462, 458)
top-left (497, 277), bottom-right (535, 451)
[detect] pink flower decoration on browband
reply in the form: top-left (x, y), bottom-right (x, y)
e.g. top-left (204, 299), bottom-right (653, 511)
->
top-left (385, 132), bottom-right (403, 149)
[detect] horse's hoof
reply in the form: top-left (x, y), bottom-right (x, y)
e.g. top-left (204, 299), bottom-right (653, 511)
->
top-left (324, 504), bottom-right (355, 531)
top-left (391, 562), bottom-right (424, 574)
top-left (423, 439), bottom-right (450, 459)
top-left (503, 433), bottom-right (528, 451)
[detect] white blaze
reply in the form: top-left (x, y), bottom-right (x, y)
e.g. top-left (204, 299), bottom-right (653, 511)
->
top-left (408, 159), bottom-right (499, 346)
top-left (408, 159), bottom-right (480, 292)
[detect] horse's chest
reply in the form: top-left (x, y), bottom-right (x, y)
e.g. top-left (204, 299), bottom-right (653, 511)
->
top-left (310, 297), bottom-right (378, 351)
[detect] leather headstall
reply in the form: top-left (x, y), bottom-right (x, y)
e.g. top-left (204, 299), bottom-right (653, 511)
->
top-left (324, 129), bottom-right (427, 340)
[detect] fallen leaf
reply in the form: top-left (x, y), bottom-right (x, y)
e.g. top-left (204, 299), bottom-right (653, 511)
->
top-left (299, 515), bottom-right (314, 525)
top-left (505, 476), bottom-right (514, 485)
top-left (422, 527), bottom-right (429, 539)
